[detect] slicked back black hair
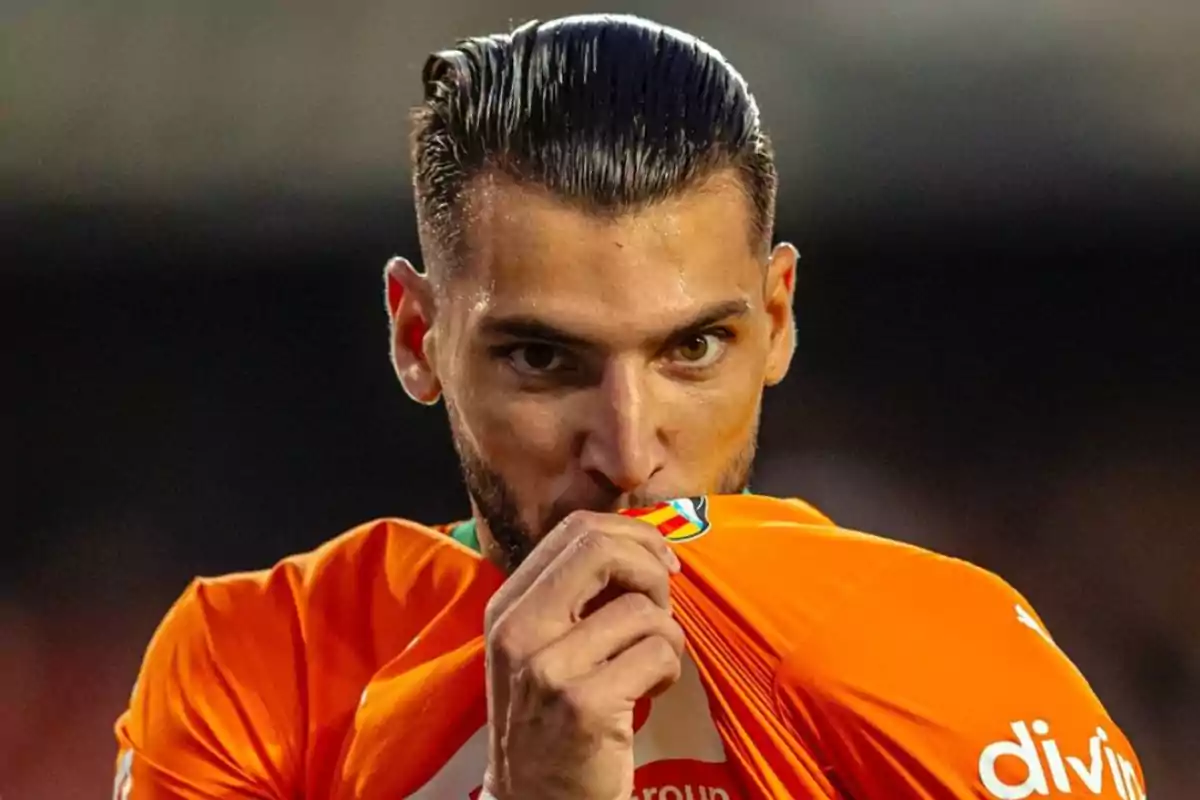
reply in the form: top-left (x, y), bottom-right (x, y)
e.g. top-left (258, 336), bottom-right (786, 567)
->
top-left (410, 14), bottom-right (776, 271)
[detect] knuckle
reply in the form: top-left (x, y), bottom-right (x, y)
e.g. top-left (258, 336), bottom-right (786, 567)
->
top-left (487, 615), bottom-right (528, 662)
top-left (483, 592), bottom-right (509, 632)
top-left (572, 525), bottom-right (611, 557)
top-left (662, 617), bottom-right (686, 651)
top-left (649, 635), bottom-right (683, 674)
top-left (561, 508), bottom-right (601, 532)
top-left (559, 683), bottom-right (602, 726)
top-left (522, 650), bottom-right (563, 692)
top-left (612, 591), bottom-right (657, 618)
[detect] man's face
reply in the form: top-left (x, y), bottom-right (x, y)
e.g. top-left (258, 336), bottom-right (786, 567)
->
top-left (394, 172), bottom-right (796, 570)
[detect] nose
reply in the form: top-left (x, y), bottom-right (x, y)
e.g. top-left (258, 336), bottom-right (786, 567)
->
top-left (578, 358), bottom-right (665, 494)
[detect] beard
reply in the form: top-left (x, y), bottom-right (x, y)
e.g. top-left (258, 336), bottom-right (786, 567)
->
top-left (449, 407), bottom-right (759, 573)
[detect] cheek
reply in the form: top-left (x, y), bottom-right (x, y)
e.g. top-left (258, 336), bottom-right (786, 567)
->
top-left (456, 380), bottom-right (571, 471)
top-left (660, 372), bottom-right (762, 461)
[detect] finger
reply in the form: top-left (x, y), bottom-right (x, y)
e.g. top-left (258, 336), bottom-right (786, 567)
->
top-left (488, 511), bottom-right (678, 629)
top-left (577, 633), bottom-right (684, 708)
top-left (538, 530), bottom-right (673, 616)
top-left (543, 511), bottom-right (678, 578)
top-left (491, 534), bottom-right (672, 658)
top-left (568, 512), bottom-right (680, 573)
top-left (529, 592), bottom-right (684, 686)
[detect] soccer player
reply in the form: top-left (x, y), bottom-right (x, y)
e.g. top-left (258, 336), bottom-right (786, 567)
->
top-left (114, 14), bottom-right (1146, 800)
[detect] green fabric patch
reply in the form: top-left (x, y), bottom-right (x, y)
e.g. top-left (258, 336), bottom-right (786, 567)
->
top-left (449, 519), bottom-right (481, 553)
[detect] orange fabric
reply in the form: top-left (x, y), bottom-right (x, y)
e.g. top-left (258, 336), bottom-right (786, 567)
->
top-left (114, 495), bottom-right (1146, 799)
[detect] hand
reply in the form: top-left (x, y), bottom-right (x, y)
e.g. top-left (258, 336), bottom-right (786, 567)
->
top-left (482, 510), bottom-right (685, 800)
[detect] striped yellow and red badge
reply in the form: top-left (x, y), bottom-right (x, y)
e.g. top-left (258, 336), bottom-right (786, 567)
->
top-left (621, 497), bottom-right (711, 542)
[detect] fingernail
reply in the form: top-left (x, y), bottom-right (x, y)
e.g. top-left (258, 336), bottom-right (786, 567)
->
top-left (668, 549), bottom-right (682, 573)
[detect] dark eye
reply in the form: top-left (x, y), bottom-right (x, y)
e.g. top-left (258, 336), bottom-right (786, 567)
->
top-left (670, 332), bottom-right (727, 369)
top-left (510, 343), bottom-right (565, 374)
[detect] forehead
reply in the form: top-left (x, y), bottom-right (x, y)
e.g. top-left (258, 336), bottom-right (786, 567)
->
top-left (448, 174), bottom-right (763, 337)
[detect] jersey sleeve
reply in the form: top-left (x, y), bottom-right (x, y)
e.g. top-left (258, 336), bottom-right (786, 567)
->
top-left (774, 549), bottom-right (1148, 800)
top-left (113, 574), bottom-right (303, 799)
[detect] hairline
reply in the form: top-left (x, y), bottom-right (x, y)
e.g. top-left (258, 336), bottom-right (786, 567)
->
top-left (418, 164), bottom-right (773, 283)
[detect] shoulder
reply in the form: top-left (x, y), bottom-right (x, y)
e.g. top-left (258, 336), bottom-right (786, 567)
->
top-left (688, 493), bottom-right (936, 572)
top-left (172, 516), bottom-right (488, 648)
top-left (689, 492), bottom-right (1032, 608)
top-left (684, 494), bottom-right (1112, 723)
top-left (131, 516), bottom-right (495, 696)
top-left (681, 494), bottom-right (977, 635)
top-left (716, 499), bottom-right (1148, 797)
top-left (700, 495), bottom-right (1084, 689)
top-left (115, 517), bottom-right (497, 795)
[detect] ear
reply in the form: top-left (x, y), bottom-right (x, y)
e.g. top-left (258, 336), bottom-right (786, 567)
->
top-left (384, 257), bottom-right (441, 405)
top-left (763, 242), bottom-right (798, 387)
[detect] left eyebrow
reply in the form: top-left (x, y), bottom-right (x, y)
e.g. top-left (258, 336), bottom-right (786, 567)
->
top-left (665, 299), bottom-right (752, 339)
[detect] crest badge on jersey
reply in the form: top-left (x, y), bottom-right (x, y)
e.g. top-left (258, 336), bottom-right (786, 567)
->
top-left (622, 496), bottom-right (711, 542)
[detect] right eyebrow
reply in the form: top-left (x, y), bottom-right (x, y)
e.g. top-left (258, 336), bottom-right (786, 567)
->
top-left (477, 316), bottom-right (595, 348)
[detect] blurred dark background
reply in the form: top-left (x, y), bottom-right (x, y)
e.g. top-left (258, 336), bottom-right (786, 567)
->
top-left (3, 2), bottom-right (1197, 797)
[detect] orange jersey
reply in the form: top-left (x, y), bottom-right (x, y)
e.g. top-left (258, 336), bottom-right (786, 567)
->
top-left (113, 494), bottom-right (1146, 799)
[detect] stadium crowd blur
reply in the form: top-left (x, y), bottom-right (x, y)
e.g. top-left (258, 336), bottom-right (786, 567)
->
top-left (4, 3), bottom-right (1197, 798)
